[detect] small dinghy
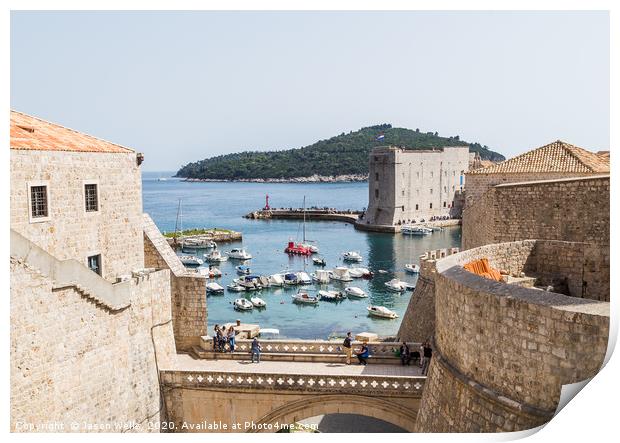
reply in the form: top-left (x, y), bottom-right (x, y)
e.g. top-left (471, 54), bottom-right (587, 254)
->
top-left (204, 250), bottom-right (228, 263)
top-left (179, 255), bottom-right (203, 267)
top-left (206, 282), bottom-right (224, 294)
top-left (233, 298), bottom-right (253, 311)
top-left (227, 283), bottom-right (246, 292)
top-left (250, 296), bottom-right (267, 308)
top-left (385, 279), bottom-right (408, 292)
top-left (367, 305), bottom-right (399, 319)
top-left (342, 251), bottom-right (363, 262)
top-left (318, 290), bottom-right (345, 301)
top-left (344, 286), bottom-right (368, 298)
top-left (313, 257), bottom-right (326, 266)
top-left (291, 290), bottom-right (319, 304)
top-left (405, 263), bottom-right (420, 274)
top-left (236, 265), bottom-right (251, 275)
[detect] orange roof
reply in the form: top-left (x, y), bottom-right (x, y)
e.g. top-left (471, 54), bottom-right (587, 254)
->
top-left (467, 140), bottom-right (610, 175)
top-left (10, 110), bottom-right (134, 154)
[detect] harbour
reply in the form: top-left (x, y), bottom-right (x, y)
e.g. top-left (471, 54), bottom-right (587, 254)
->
top-left (142, 173), bottom-right (462, 340)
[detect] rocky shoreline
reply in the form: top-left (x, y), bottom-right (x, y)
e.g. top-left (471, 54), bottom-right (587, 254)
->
top-left (180, 174), bottom-right (368, 183)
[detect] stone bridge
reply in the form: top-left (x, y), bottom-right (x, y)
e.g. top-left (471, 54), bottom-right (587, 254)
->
top-left (160, 339), bottom-right (426, 432)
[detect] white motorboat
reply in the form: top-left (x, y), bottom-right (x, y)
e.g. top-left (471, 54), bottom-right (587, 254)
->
top-left (268, 274), bottom-right (285, 287)
top-left (301, 243), bottom-right (319, 253)
top-left (227, 283), bottom-right (246, 292)
top-left (284, 272), bottom-right (299, 286)
top-left (204, 250), bottom-right (228, 263)
top-left (206, 240), bottom-right (217, 248)
top-left (311, 270), bottom-right (331, 284)
top-left (179, 255), bottom-right (203, 267)
top-left (405, 263), bottom-right (420, 274)
top-left (198, 266), bottom-right (222, 278)
top-left (385, 279), bottom-right (408, 292)
top-left (401, 225), bottom-right (433, 236)
top-left (296, 271), bottom-right (312, 285)
top-left (318, 290), bottom-right (345, 301)
top-left (331, 267), bottom-right (353, 282)
top-left (250, 297), bottom-right (267, 308)
top-left (236, 265), bottom-right (251, 275)
top-left (344, 286), bottom-right (368, 298)
top-left (348, 268), bottom-right (365, 278)
top-left (343, 251), bottom-right (363, 262)
top-left (291, 290), bottom-right (319, 304)
top-left (206, 282), bottom-right (224, 294)
top-left (235, 275), bottom-right (263, 291)
top-left (367, 306), bottom-right (399, 319)
top-left (233, 298), bottom-right (253, 311)
top-left (227, 248), bottom-right (253, 260)
top-left (313, 257), bottom-right (326, 266)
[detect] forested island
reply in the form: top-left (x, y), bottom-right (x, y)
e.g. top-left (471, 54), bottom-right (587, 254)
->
top-left (175, 124), bottom-right (505, 181)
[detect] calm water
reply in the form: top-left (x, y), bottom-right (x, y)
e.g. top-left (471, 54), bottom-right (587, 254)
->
top-left (142, 171), bottom-right (461, 340)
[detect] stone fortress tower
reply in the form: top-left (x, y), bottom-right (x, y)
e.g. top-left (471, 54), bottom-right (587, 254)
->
top-left (357, 146), bottom-right (470, 231)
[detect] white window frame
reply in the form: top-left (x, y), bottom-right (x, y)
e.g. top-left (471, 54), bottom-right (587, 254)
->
top-left (83, 180), bottom-right (100, 214)
top-left (27, 181), bottom-right (51, 223)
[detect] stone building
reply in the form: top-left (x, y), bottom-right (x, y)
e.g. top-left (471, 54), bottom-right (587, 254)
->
top-left (10, 111), bottom-right (206, 432)
top-left (357, 146), bottom-right (470, 231)
top-left (464, 139), bottom-right (610, 206)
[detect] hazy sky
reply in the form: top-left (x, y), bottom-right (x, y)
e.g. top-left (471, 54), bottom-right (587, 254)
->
top-left (11, 11), bottom-right (609, 171)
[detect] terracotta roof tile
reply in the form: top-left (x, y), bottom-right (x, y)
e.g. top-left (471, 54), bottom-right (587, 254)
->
top-left (467, 140), bottom-right (610, 175)
top-left (10, 110), bottom-right (134, 154)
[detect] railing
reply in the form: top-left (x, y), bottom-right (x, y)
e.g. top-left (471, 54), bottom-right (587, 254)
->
top-left (161, 370), bottom-right (425, 397)
top-left (201, 338), bottom-right (422, 358)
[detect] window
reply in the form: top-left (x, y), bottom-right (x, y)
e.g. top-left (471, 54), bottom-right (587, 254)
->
top-left (375, 172), bottom-right (379, 181)
top-left (87, 254), bottom-right (101, 276)
top-left (430, 203), bottom-right (433, 209)
top-left (84, 184), bottom-right (99, 212)
top-left (402, 190), bottom-right (405, 196)
top-left (415, 204), bottom-right (419, 210)
top-left (430, 188), bottom-right (433, 194)
top-left (443, 201), bottom-right (447, 208)
top-left (416, 172), bottom-right (420, 179)
top-left (374, 156), bottom-right (379, 161)
top-left (375, 189), bottom-right (379, 199)
top-left (30, 185), bottom-right (48, 218)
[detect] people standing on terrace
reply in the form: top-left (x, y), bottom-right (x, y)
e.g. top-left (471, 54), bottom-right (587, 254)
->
top-left (400, 342), bottom-right (410, 366)
top-left (227, 326), bottom-right (236, 353)
top-left (213, 325), bottom-right (221, 352)
top-left (343, 332), bottom-right (353, 365)
top-left (421, 341), bottom-right (433, 375)
top-left (251, 337), bottom-right (262, 363)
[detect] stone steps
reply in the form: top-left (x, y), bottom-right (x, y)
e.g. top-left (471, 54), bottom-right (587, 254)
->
top-left (190, 346), bottom-right (402, 365)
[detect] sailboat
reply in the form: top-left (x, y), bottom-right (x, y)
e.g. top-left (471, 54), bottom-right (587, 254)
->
top-left (284, 196), bottom-right (313, 256)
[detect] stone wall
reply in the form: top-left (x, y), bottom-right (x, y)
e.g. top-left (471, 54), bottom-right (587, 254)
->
top-left (10, 258), bottom-right (175, 432)
top-left (462, 175), bottom-right (610, 253)
top-left (397, 248), bottom-right (460, 342)
top-left (415, 241), bottom-right (610, 432)
top-left (143, 214), bottom-right (207, 352)
top-left (10, 150), bottom-right (144, 281)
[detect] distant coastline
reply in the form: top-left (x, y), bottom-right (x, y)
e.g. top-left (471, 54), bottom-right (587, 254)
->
top-left (181, 174), bottom-right (369, 184)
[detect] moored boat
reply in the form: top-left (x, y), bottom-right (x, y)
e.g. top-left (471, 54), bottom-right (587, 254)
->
top-left (233, 298), bottom-right (254, 311)
top-left (179, 255), bottom-right (203, 267)
top-left (348, 268), bottom-right (365, 278)
top-left (296, 271), bottom-right (312, 285)
top-left (236, 265), bottom-right (251, 275)
top-left (235, 275), bottom-right (262, 290)
top-left (227, 248), bottom-right (253, 260)
top-left (206, 282), bottom-right (224, 294)
top-left (318, 290), bottom-right (345, 301)
top-left (367, 305), bottom-right (399, 319)
top-left (312, 257), bottom-right (326, 266)
top-left (284, 272), bottom-right (299, 285)
top-left (227, 283), bottom-right (246, 292)
top-left (198, 266), bottom-right (222, 278)
top-left (331, 267), bottom-right (353, 282)
top-left (204, 250), bottom-right (228, 263)
top-left (311, 270), bottom-right (331, 284)
top-left (250, 296), bottom-right (267, 308)
top-left (405, 263), bottom-right (420, 274)
top-left (342, 251), bottom-right (363, 262)
top-left (385, 279), bottom-right (408, 292)
top-left (401, 225), bottom-right (433, 236)
top-left (291, 290), bottom-right (319, 304)
top-left (344, 286), bottom-right (367, 298)
top-left (284, 241), bottom-right (312, 256)
top-left (268, 274), bottom-right (285, 287)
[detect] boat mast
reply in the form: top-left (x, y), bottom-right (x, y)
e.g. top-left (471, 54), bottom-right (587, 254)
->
top-left (174, 198), bottom-right (182, 239)
top-left (302, 195), bottom-right (306, 243)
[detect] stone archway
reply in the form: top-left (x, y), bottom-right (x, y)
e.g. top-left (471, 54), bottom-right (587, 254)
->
top-left (250, 394), bottom-right (419, 432)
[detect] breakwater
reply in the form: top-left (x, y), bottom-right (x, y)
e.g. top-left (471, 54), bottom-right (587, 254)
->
top-left (244, 208), bottom-right (362, 224)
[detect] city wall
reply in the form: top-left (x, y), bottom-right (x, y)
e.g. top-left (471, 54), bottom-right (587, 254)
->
top-left (415, 242), bottom-right (609, 432)
top-left (10, 150), bottom-right (144, 281)
top-left (10, 257), bottom-right (175, 432)
top-left (462, 175), bottom-right (610, 251)
top-left (143, 214), bottom-right (207, 352)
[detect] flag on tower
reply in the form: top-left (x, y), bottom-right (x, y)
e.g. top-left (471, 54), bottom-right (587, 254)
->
top-left (375, 133), bottom-right (385, 141)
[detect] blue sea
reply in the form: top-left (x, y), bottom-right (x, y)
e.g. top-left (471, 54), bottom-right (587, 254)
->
top-left (142, 171), bottom-right (461, 340)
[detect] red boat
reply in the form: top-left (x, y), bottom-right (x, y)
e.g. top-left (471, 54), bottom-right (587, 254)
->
top-left (285, 241), bottom-right (312, 256)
